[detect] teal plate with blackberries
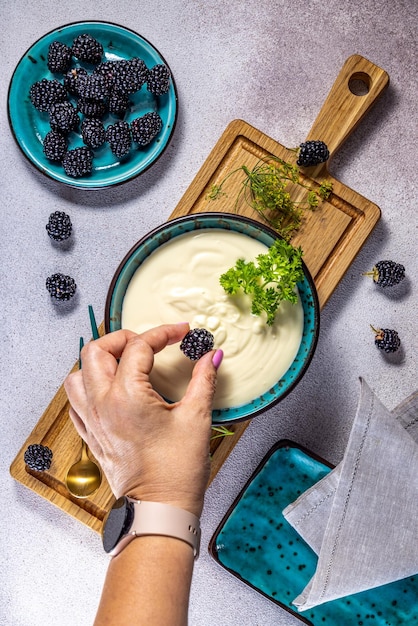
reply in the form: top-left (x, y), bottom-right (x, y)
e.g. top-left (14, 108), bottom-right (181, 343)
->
top-left (7, 21), bottom-right (177, 189)
top-left (209, 440), bottom-right (418, 625)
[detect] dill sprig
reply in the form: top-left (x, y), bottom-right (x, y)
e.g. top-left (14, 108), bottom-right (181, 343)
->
top-left (207, 155), bottom-right (333, 240)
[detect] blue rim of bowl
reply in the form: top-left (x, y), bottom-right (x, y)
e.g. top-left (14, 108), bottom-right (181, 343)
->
top-left (7, 21), bottom-right (178, 189)
top-left (105, 213), bottom-right (320, 424)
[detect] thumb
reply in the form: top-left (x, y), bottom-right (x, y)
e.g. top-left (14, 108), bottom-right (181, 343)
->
top-left (181, 349), bottom-right (223, 415)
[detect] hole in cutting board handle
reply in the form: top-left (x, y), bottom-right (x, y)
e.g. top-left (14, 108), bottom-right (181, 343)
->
top-left (348, 72), bottom-right (371, 96)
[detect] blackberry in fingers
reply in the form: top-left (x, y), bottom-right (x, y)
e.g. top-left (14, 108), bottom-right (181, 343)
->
top-left (131, 112), bottom-right (162, 146)
top-left (29, 78), bottom-right (67, 112)
top-left (46, 211), bottom-right (72, 241)
top-left (47, 41), bottom-right (72, 73)
top-left (106, 120), bottom-right (132, 158)
top-left (146, 64), bottom-right (171, 95)
top-left (180, 328), bottom-right (214, 361)
top-left (43, 130), bottom-right (68, 162)
top-left (72, 34), bottom-right (103, 65)
top-left (371, 326), bottom-right (401, 353)
top-left (297, 140), bottom-right (329, 167)
top-left (365, 260), bottom-right (406, 288)
top-left (49, 101), bottom-right (79, 133)
top-left (24, 444), bottom-right (53, 472)
top-left (62, 146), bottom-right (93, 177)
top-left (81, 118), bottom-right (106, 148)
top-left (46, 273), bottom-right (77, 300)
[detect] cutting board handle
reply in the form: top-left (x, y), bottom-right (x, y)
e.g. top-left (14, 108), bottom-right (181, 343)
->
top-left (305, 54), bottom-right (389, 159)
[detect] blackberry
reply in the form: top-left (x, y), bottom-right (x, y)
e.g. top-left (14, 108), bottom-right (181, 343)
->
top-left (372, 326), bottom-right (401, 353)
top-left (49, 101), bottom-right (79, 133)
top-left (146, 64), bottom-right (171, 96)
top-left (72, 34), bottom-right (103, 65)
top-left (106, 120), bottom-right (132, 158)
top-left (94, 60), bottom-right (119, 85)
top-left (180, 328), bottom-right (214, 361)
top-left (108, 88), bottom-right (130, 115)
top-left (75, 73), bottom-right (110, 101)
top-left (47, 41), bottom-right (72, 73)
top-left (128, 57), bottom-right (148, 92)
top-left (24, 444), bottom-right (53, 471)
top-left (63, 67), bottom-right (88, 95)
top-left (62, 146), bottom-right (93, 177)
top-left (77, 98), bottom-right (107, 118)
top-left (366, 260), bottom-right (406, 288)
top-left (29, 78), bottom-right (67, 112)
top-left (297, 140), bottom-right (329, 167)
top-left (46, 272), bottom-right (77, 300)
top-left (46, 211), bottom-right (72, 241)
top-left (43, 130), bottom-right (68, 161)
top-left (131, 112), bottom-right (162, 146)
top-left (81, 118), bottom-right (106, 148)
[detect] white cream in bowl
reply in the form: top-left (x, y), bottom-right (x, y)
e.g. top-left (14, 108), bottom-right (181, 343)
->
top-left (121, 229), bottom-right (304, 409)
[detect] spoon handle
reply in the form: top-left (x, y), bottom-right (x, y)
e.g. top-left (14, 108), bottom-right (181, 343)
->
top-left (79, 336), bottom-right (84, 369)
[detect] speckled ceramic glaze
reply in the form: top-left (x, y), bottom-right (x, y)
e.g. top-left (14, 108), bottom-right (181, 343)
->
top-left (209, 441), bottom-right (418, 625)
top-left (105, 213), bottom-right (320, 424)
top-left (7, 21), bottom-right (177, 189)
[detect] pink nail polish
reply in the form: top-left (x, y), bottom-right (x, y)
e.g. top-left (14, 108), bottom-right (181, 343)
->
top-left (212, 349), bottom-right (224, 370)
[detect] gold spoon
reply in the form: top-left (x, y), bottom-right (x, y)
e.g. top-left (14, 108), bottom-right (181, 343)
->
top-left (65, 336), bottom-right (102, 499)
top-left (65, 439), bottom-right (102, 499)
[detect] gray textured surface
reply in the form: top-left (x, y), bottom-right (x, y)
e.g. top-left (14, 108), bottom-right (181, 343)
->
top-left (1, 1), bottom-right (417, 625)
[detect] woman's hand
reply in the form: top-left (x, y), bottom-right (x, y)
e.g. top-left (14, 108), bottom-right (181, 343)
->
top-left (64, 323), bottom-right (223, 517)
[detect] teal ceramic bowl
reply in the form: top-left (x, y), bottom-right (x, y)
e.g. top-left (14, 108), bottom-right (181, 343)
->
top-left (105, 213), bottom-right (320, 424)
top-left (7, 21), bottom-right (177, 189)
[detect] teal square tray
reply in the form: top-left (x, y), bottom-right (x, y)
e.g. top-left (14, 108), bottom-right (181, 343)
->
top-left (208, 440), bottom-right (418, 625)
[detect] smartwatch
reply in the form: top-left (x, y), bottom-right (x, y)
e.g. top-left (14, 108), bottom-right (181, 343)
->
top-left (102, 496), bottom-right (201, 558)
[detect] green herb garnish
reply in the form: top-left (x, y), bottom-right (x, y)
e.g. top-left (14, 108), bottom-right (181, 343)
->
top-left (208, 156), bottom-right (333, 240)
top-left (219, 239), bottom-right (304, 326)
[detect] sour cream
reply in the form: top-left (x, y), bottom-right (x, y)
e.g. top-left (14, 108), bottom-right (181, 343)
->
top-left (121, 229), bottom-right (304, 409)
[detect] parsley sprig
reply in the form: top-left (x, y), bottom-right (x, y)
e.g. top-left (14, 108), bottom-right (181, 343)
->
top-left (208, 156), bottom-right (332, 240)
top-left (219, 239), bottom-right (304, 325)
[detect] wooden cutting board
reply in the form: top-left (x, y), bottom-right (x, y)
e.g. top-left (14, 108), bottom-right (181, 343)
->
top-left (10, 55), bottom-right (389, 533)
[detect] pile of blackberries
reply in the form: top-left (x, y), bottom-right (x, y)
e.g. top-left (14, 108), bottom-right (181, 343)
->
top-left (29, 33), bottom-right (171, 177)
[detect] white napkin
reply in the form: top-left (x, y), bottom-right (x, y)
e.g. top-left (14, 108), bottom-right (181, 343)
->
top-left (283, 377), bottom-right (418, 611)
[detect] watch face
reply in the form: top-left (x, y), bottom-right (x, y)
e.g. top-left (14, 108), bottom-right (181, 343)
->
top-left (102, 496), bottom-right (134, 553)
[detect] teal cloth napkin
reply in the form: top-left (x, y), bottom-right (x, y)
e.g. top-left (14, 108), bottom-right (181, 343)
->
top-left (283, 378), bottom-right (418, 611)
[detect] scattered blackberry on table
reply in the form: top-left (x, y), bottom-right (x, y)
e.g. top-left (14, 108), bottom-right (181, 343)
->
top-left (75, 72), bottom-right (110, 101)
top-left (46, 211), bottom-right (72, 241)
top-left (81, 118), bottom-right (106, 148)
top-left (108, 88), bottom-right (130, 115)
top-left (24, 444), bottom-right (53, 472)
top-left (77, 98), bottom-right (107, 118)
top-left (180, 328), bottom-right (215, 361)
top-left (46, 272), bottom-right (77, 300)
top-left (131, 112), bottom-right (162, 146)
top-left (43, 130), bottom-right (68, 161)
top-left (49, 101), bottom-right (79, 133)
top-left (62, 146), bottom-right (93, 177)
top-left (63, 67), bottom-right (88, 95)
top-left (146, 64), bottom-right (171, 95)
top-left (297, 140), bottom-right (329, 167)
top-left (47, 41), bottom-right (72, 73)
top-left (365, 260), bottom-right (406, 288)
top-left (72, 33), bottom-right (103, 65)
top-left (371, 326), bottom-right (401, 353)
top-left (106, 120), bottom-right (132, 158)
top-left (29, 78), bottom-right (67, 112)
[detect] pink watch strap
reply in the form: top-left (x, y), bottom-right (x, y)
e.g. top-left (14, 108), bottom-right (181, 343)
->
top-left (111, 498), bottom-right (201, 558)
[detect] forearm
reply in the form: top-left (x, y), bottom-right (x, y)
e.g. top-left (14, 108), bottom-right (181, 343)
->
top-left (94, 535), bottom-right (195, 626)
